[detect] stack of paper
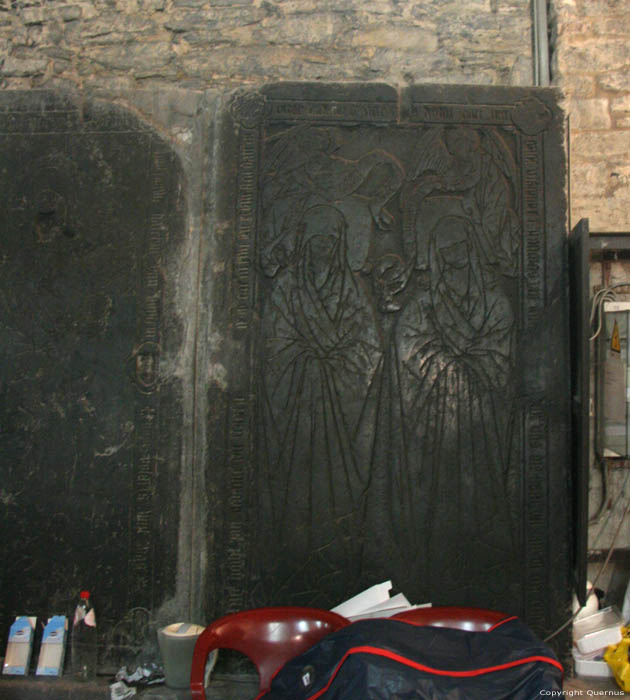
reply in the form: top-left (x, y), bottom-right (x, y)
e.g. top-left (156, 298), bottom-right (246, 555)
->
top-left (331, 581), bottom-right (430, 622)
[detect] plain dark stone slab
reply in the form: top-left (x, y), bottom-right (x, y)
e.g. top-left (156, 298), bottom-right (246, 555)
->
top-left (0, 92), bottom-right (186, 668)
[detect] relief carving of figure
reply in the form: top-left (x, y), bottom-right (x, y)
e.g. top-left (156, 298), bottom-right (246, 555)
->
top-left (396, 214), bottom-right (516, 601)
top-left (258, 204), bottom-right (382, 604)
top-left (260, 125), bottom-right (403, 278)
top-left (254, 122), bottom-right (521, 607)
top-left (391, 127), bottom-right (520, 603)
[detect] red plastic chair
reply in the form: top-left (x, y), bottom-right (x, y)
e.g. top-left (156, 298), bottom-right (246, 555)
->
top-left (190, 606), bottom-right (350, 699)
top-left (391, 605), bottom-right (513, 632)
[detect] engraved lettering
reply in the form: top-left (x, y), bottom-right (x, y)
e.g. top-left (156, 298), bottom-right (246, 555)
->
top-left (219, 89), bottom-right (566, 633)
top-left (523, 136), bottom-right (544, 325)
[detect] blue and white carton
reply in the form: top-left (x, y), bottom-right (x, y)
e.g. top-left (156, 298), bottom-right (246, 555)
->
top-left (36, 616), bottom-right (68, 676)
top-left (2, 616), bottom-right (36, 675)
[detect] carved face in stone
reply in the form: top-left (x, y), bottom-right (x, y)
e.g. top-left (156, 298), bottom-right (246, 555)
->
top-left (136, 351), bottom-right (156, 389)
top-left (34, 188), bottom-right (67, 243)
top-left (305, 233), bottom-right (338, 289)
top-left (432, 216), bottom-right (476, 308)
top-left (298, 205), bottom-right (347, 290)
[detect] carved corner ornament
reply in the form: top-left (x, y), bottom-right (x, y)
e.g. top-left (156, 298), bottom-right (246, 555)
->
top-left (230, 90), bottom-right (267, 129)
top-left (511, 96), bottom-right (552, 135)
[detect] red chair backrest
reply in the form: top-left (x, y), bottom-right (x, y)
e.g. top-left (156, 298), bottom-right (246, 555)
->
top-left (391, 606), bottom-right (512, 632)
top-left (190, 606), bottom-right (350, 699)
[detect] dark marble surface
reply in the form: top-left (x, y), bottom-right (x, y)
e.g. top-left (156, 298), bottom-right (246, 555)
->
top-left (1, 84), bottom-right (573, 671)
top-left (0, 91), bottom-right (188, 667)
top-left (206, 83), bottom-right (571, 650)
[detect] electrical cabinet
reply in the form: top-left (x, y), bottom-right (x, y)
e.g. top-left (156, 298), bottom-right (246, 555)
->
top-left (598, 301), bottom-right (630, 458)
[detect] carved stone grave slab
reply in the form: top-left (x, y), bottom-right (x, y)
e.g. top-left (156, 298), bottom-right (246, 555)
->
top-left (0, 92), bottom-right (186, 665)
top-left (207, 83), bottom-right (570, 640)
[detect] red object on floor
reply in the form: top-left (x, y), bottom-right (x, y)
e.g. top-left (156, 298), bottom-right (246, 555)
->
top-left (391, 606), bottom-right (513, 632)
top-left (190, 606), bottom-right (350, 699)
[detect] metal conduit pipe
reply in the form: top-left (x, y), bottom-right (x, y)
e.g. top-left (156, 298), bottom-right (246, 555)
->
top-left (532, 0), bottom-right (550, 86)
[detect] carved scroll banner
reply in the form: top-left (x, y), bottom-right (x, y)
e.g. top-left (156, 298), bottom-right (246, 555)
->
top-left (209, 83), bottom-right (570, 643)
top-left (0, 92), bottom-right (185, 665)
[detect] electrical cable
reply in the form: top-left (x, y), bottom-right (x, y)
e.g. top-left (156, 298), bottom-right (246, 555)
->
top-left (544, 282), bottom-right (630, 641)
top-left (589, 454), bottom-right (608, 524)
top-left (544, 496), bottom-right (630, 643)
top-left (590, 282), bottom-right (630, 341)
top-left (587, 282), bottom-right (630, 522)
top-left (590, 284), bottom-right (626, 336)
top-left (590, 464), bottom-right (630, 550)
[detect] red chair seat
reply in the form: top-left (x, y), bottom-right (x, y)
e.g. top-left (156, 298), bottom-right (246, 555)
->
top-left (190, 606), bottom-right (350, 699)
top-left (391, 605), bottom-right (512, 632)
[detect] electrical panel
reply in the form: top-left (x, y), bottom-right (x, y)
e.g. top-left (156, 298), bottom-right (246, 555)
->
top-left (598, 301), bottom-right (630, 457)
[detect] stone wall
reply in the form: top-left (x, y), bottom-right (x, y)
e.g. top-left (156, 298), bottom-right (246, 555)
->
top-left (0, 0), bottom-right (534, 91)
top-left (551, 0), bottom-right (630, 231)
top-left (3, 0), bottom-right (630, 608)
top-left (2, 0), bottom-right (627, 228)
top-left (550, 0), bottom-right (630, 556)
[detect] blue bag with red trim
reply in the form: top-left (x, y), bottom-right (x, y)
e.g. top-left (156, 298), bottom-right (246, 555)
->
top-left (259, 616), bottom-right (562, 699)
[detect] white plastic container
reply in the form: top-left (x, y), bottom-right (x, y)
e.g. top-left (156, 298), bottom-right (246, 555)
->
top-left (573, 606), bottom-right (623, 655)
top-left (572, 646), bottom-right (614, 678)
top-left (157, 622), bottom-right (205, 689)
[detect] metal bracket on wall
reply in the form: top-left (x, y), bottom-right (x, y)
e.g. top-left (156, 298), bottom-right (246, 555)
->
top-left (591, 233), bottom-right (630, 260)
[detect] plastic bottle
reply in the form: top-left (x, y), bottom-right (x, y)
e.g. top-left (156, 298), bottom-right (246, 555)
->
top-left (71, 590), bottom-right (97, 679)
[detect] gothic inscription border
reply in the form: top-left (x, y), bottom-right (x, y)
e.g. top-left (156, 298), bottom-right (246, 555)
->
top-left (222, 85), bottom-right (566, 633)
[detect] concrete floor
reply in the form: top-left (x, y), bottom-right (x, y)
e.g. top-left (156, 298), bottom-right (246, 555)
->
top-left (564, 675), bottom-right (627, 695)
top-left (0, 674), bottom-right (627, 699)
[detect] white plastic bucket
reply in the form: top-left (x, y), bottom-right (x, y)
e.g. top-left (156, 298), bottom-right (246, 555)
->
top-left (157, 622), bottom-right (205, 689)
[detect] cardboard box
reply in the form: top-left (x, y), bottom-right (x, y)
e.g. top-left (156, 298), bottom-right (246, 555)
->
top-left (2, 616), bottom-right (36, 675)
top-left (36, 616), bottom-right (68, 676)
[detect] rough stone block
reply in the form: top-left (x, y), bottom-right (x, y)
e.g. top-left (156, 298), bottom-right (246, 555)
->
top-left (21, 6), bottom-right (44, 25)
top-left (350, 24), bottom-right (438, 52)
top-left (572, 194), bottom-right (630, 231)
top-left (1, 56), bottom-right (48, 76)
top-left (581, 0), bottom-right (628, 16)
top-left (568, 97), bottom-right (611, 129)
top-left (571, 131), bottom-right (630, 161)
top-left (570, 160), bottom-right (624, 197)
top-left (90, 42), bottom-right (174, 74)
top-left (555, 72), bottom-right (597, 98)
top-left (260, 13), bottom-right (341, 46)
top-left (60, 5), bottom-right (82, 22)
top-left (611, 95), bottom-right (630, 128)
top-left (509, 54), bottom-right (534, 85)
top-left (81, 15), bottom-right (117, 40)
top-left (559, 39), bottom-right (630, 73)
top-left (599, 69), bottom-right (630, 92)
